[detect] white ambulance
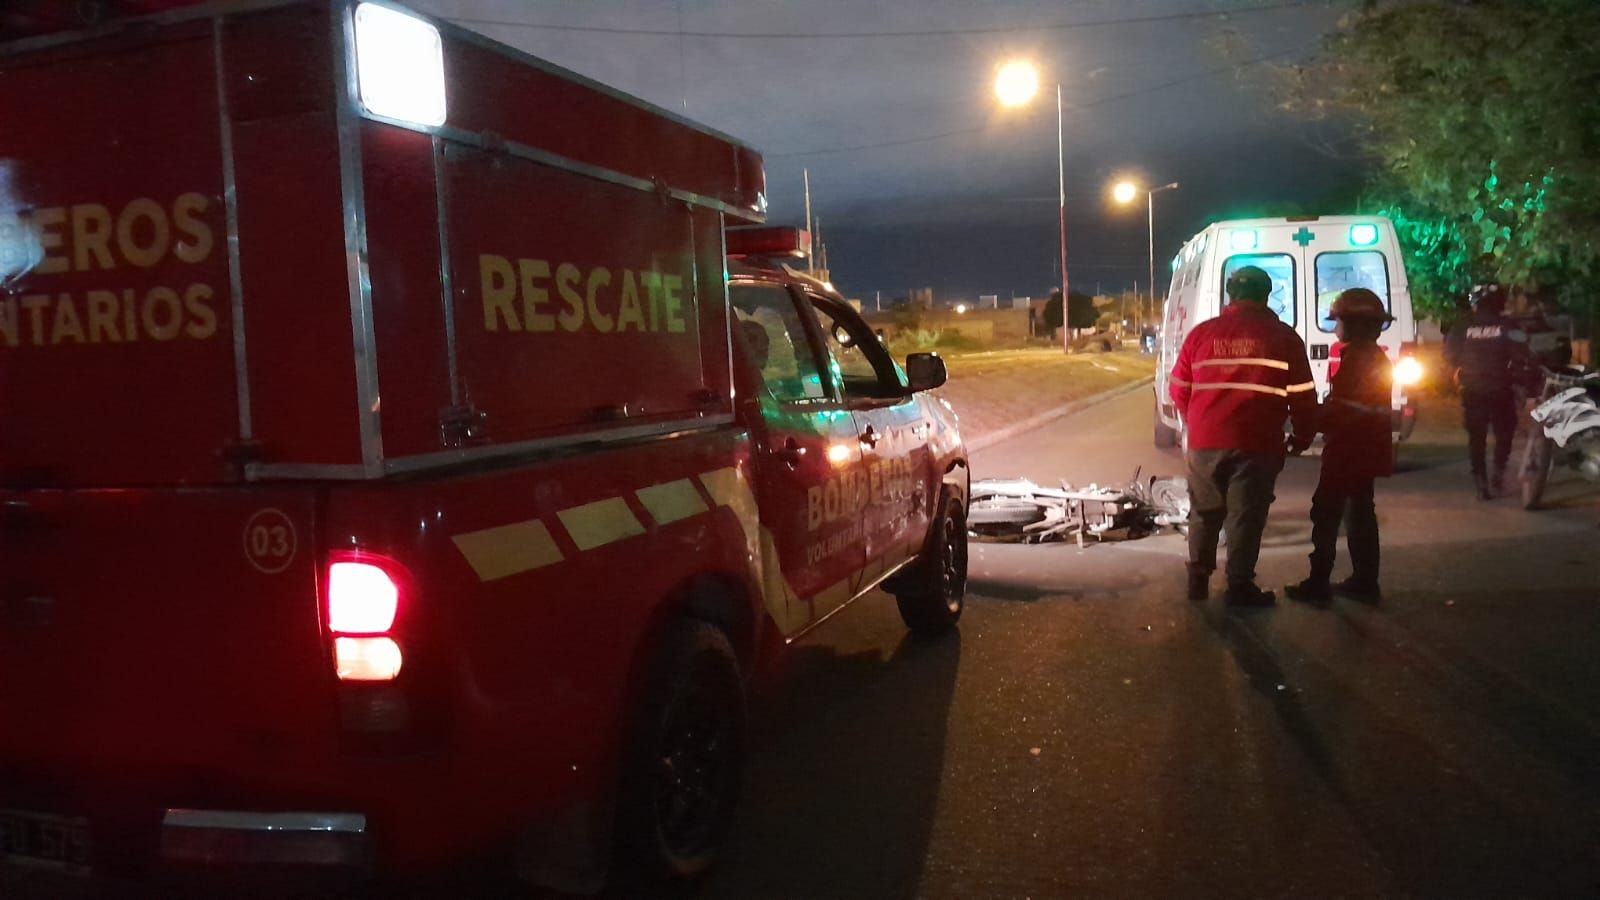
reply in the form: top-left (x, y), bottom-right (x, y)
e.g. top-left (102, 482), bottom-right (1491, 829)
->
top-left (1153, 215), bottom-right (1424, 447)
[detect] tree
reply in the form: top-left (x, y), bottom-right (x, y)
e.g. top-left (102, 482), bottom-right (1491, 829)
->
top-left (1067, 290), bottom-right (1098, 332)
top-left (1277, 0), bottom-right (1600, 318)
top-left (1043, 289), bottom-right (1064, 333)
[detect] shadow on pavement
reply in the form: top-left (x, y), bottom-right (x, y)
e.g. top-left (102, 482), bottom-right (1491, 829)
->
top-left (1192, 552), bottom-right (1600, 898)
top-left (695, 628), bottom-right (963, 900)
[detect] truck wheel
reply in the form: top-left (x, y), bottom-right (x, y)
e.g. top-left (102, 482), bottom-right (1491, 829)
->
top-left (615, 621), bottom-right (744, 884)
top-left (1153, 397), bottom-right (1180, 448)
top-left (1521, 434), bottom-right (1553, 510)
top-left (893, 494), bottom-right (967, 636)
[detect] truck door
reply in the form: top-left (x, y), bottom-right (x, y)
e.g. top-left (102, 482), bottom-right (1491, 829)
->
top-left (807, 295), bottom-right (932, 583)
top-left (730, 281), bottom-right (866, 637)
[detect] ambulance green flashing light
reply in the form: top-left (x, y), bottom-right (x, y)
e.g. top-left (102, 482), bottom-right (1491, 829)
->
top-left (1229, 229), bottom-right (1258, 251)
top-left (1349, 223), bottom-right (1380, 247)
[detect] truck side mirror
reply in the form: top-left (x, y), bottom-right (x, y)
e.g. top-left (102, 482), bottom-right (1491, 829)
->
top-left (905, 352), bottom-right (947, 392)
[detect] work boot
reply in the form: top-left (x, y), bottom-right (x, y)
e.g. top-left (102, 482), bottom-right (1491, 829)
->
top-left (1224, 583), bottom-right (1276, 607)
top-left (1187, 569), bottom-right (1210, 601)
top-left (1284, 577), bottom-right (1333, 605)
top-left (1473, 472), bottom-right (1492, 501)
top-left (1335, 577), bottom-right (1382, 604)
top-left (1491, 466), bottom-right (1507, 497)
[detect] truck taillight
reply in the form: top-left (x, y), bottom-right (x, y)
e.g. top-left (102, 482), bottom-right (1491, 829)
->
top-left (328, 561), bottom-right (399, 633)
top-left (327, 555), bottom-right (405, 681)
top-left (334, 637), bottom-right (404, 682)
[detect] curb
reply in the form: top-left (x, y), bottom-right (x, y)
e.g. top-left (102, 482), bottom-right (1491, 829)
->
top-left (965, 377), bottom-right (1155, 453)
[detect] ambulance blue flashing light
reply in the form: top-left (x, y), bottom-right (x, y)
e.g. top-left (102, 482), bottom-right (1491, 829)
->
top-left (1349, 223), bottom-right (1380, 247)
top-left (1229, 229), bottom-right (1258, 251)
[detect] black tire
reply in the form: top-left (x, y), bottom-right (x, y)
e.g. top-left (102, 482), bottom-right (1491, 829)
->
top-left (1521, 433), bottom-right (1553, 510)
top-left (893, 493), bottom-right (968, 636)
top-left (614, 621), bottom-right (744, 884)
top-left (1154, 397), bottom-right (1180, 448)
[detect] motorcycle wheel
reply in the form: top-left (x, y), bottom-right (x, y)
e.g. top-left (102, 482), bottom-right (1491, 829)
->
top-left (1520, 434), bottom-right (1553, 510)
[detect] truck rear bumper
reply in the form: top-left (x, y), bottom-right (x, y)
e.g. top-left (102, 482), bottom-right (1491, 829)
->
top-left (159, 810), bottom-right (369, 869)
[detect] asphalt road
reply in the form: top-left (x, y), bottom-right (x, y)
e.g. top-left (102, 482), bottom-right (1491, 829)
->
top-left (9, 388), bottom-right (1596, 900)
top-left (700, 387), bottom-right (1600, 899)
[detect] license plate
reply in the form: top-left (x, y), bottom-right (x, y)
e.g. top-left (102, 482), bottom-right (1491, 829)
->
top-left (0, 809), bottom-right (91, 874)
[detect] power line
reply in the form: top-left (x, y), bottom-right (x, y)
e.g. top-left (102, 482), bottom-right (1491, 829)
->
top-left (770, 42), bottom-right (1315, 158)
top-left (449, 1), bottom-right (1322, 41)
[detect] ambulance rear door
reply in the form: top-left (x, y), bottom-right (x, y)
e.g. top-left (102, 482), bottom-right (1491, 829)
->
top-left (1213, 222), bottom-right (1306, 374)
top-left (1280, 218), bottom-right (1407, 402)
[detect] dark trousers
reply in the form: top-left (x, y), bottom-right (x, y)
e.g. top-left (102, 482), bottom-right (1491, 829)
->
top-left (1462, 389), bottom-right (1516, 476)
top-left (1185, 449), bottom-right (1284, 587)
top-left (1308, 474), bottom-right (1379, 585)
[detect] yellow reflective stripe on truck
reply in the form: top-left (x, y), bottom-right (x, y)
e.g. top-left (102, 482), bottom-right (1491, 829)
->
top-left (557, 497), bottom-right (647, 551)
top-left (449, 465), bottom-right (921, 642)
top-left (635, 478), bottom-right (709, 526)
top-left (451, 520), bottom-right (565, 582)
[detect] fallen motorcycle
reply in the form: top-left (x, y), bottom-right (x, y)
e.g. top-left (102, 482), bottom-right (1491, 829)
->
top-left (1521, 366), bottom-right (1600, 509)
top-left (967, 469), bottom-right (1190, 544)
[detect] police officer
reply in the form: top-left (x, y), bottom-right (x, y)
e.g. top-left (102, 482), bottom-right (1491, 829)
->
top-left (1445, 283), bottom-right (1526, 499)
top-left (1169, 266), bottom-right (1318, 606)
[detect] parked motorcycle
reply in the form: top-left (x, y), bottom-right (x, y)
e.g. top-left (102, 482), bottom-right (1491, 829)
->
top-left (1520, 366), bottom-right (1600, 509)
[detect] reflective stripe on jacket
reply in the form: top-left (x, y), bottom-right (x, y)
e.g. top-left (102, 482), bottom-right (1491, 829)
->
top-left (1169, 303), bottom-right (1317, 455)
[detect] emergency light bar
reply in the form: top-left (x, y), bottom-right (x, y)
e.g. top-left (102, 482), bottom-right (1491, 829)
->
top-left (1349, 223), bottom-right (1380, 247)
top-left (1229, 229), bottom-right (1259, 252)
top-left (726, 226), bottom-right (811, 260)
top-left (353, 3), bottom-right (447, 127)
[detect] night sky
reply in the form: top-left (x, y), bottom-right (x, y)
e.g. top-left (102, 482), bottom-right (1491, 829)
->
top-left (417, 0), bottom-right (1368, 304)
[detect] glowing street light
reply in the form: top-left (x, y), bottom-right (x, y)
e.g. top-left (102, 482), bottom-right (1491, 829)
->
top-left (994, 61), bottom-right (1040, 108)
top-left (1113, 179), bottom-right (1179, 326)
top-left (994, 60), bottom-right (1069, 352)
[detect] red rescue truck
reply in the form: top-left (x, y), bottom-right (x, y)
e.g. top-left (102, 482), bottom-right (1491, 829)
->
top-left (0, 0), bottom-right (968, 891)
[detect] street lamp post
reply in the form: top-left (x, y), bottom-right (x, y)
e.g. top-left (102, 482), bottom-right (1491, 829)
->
top-left (1114, 179), bottom-right (1179, 326)
top-left (995, 61), bottom-right (1070, 353)
top-left (1143, 182), bottom-right (1179, 326)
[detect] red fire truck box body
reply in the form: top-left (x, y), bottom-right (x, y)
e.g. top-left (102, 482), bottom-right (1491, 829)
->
top-left (0, 0), bottom-right (966, 890)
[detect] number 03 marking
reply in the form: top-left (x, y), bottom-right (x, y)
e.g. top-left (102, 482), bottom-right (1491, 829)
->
top-left (243, 508), bottom-right (298, 574)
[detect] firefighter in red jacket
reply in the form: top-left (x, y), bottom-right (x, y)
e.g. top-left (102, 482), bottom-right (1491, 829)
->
top-left (1170, 266), bottom-right (1317, 606)
top-left (1285, 288), bottom-right (1394, 604)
